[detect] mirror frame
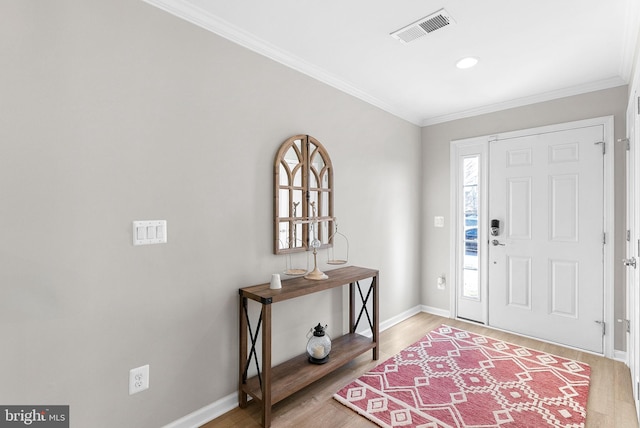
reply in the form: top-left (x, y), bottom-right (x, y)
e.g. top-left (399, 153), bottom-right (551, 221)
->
top-left (274, 135), bottom-right (334, 254)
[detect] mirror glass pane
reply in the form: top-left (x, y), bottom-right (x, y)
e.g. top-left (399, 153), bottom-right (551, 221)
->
top-left (279, 189), bottom-right (289, 218)
top-left (320, 169), bottom-right (329, 188)
top-left (293, 222), bottom-right (303, 248)
top-left (292, 191), bottom-right (304, 217)
top-left (311, 151), bottom-right (325, 174)
top-left (292, 165), bottom-right (302, 187)
top-left (309, 169), bottom-right (318, 188)
top-left (278, 222), bottom-right (289, 250)
top-left (279, 163), bottom-right (290, 186)
top-left (320, 191), bottom-right (329, 217)
top-left (320, 220), bottom-right (329, 244)
top-left (308, 192), bottom-right (318, 216)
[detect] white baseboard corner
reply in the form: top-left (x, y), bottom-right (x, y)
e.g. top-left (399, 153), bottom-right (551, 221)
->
top-left (162, 392), bottom-right (237, 428)
top-left (420, 305), bottom-right (451, 319)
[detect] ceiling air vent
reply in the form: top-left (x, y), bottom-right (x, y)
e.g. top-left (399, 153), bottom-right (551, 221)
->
top-left (390, 9), bottom-right (455, 44)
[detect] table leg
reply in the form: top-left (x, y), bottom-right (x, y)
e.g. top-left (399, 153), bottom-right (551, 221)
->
top-left (238, 295), bottom-right (248, 408)
top-left (261, 303), bottom-right (272, 427)
top-left (373, 275), bottom-right (379, 360)
top-left (349, 282), bottom-right (355, 334)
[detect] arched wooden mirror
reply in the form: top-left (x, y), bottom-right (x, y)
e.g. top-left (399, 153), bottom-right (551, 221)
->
top-left (274, 135), bottom-right (334, 255)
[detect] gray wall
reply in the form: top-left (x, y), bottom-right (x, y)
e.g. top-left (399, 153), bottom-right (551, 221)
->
top-left (0, 1), bottom-right (421, 427)
top-left (421, 85), bottom-right (629, 350)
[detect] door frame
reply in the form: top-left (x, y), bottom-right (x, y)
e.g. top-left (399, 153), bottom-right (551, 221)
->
top-left (626, 86), bottom-right (640, 416)
top-left (450, 116), bottom-right (615, 357)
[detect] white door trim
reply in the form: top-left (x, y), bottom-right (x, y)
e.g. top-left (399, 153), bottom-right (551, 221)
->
top-left (626, 86), bottom-right (640, 416)
top-left (449, 116), bottom-right (615, 357)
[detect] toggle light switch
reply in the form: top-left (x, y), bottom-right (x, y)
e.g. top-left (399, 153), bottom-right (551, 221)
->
top-left (133, 220), bottom-right (167, 245)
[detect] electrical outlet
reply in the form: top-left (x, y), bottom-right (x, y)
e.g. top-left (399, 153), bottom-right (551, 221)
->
top-left (129, 364), bottom-right (149, 395)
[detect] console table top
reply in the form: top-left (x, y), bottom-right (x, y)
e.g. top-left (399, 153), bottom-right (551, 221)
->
top-left (239, 265), bottom-right (378, 304)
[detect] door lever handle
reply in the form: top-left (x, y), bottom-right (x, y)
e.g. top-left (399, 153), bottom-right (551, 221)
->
top-left (623, 257), bottom-right (637, 269)
top-left (491, 239), bottom-right (505, 246)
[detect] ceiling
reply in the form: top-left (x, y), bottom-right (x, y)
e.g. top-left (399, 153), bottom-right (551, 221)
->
top-left (144, 0), bottom-right (640, 126)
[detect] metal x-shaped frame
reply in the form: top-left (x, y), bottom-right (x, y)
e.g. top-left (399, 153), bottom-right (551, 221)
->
top-left (241, 298), bottom-right (263, 389)
top-left (353, 280), bottom-right (374, 332)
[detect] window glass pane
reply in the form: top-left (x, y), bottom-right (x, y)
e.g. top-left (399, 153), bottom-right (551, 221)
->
top-left (463, 157), bottom-right (478, 185)
top-left (462, 155), bottom-right (479, 299)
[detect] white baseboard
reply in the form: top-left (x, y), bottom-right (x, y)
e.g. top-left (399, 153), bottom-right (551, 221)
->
top-left (420, 305), bottom-right (451, 318)
top-left (162, 392), bottom-right (237, 428)
top-left (380, 305), bottom-right (423, 333)
top-left (357, 305), bottom-right (423, 338)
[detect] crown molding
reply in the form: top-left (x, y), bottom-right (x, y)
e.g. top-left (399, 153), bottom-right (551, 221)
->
top-left (142, 0), bottom-right (633, 129)
top-left (420, 77), bottom-right (628, 127)
top-left (142, 0), bottom-right (422, 125)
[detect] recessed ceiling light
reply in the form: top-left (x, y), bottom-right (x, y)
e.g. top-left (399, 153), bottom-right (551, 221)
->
top-left (456, 57), bottom-right (479, 69)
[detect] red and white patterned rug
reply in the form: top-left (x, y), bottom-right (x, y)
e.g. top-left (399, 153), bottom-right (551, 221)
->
top-left (334, 325), bottom-right (590, 427)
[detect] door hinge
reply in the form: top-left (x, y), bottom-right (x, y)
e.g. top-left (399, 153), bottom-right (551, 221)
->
top-left (595, 320), bottom-right (605, 335)
top-left (628, 230), bottom-right (631, 242)
top-left (603, 232), bottom-right (606, 245)
top-left (594, 141), bottom-right (605, 154)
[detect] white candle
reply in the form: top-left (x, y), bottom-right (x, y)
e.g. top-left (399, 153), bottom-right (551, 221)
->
top-left (312, 345), bottom-right (324, 359)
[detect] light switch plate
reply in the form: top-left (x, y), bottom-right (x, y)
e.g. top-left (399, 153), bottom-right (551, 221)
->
top-left (434, 216), bottom-right (445, 228)
top-left (133, 220), bottom-right (167, 245)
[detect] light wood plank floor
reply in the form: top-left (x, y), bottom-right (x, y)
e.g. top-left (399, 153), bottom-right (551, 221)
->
top-left (204, 313), bottom-right (638, 428)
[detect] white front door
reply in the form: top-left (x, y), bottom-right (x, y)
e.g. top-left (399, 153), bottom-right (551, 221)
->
top-left (488, 125), bottom-right (605, 353)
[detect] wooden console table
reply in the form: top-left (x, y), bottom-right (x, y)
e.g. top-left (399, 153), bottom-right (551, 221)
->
top-left (238, 266), bottom-right (379, 427)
